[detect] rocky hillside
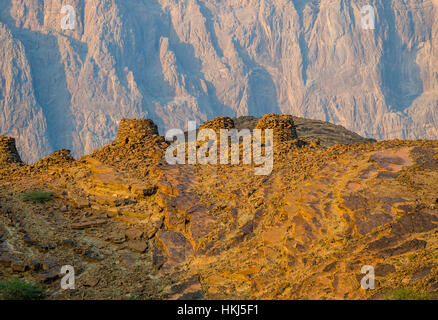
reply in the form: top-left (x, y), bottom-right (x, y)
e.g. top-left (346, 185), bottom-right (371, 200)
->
top-left (0, 115), bottom-right (437, 300)
top-left (234, 115), bottom-right (375, 147)
top-left (0, 0), bottom-right (437, 162)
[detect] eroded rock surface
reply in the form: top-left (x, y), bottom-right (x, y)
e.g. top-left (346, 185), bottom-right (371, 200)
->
top-left (0, 117), bottom-right (438, 300)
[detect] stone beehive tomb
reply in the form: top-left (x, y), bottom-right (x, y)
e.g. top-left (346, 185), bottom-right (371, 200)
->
top-left (0, 135), bottom-right (22, 166)
top-left (255, 114), bottom-right (298, 143)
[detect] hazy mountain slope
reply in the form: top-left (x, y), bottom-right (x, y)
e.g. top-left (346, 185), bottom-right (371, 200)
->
top-left (0, 0), bottom-right (437, 162)
top-left (0, 22), bottom-right (50, 160)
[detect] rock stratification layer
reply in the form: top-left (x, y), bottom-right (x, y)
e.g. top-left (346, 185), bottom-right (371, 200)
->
top-left (0, 0), bottom-right (437, 162)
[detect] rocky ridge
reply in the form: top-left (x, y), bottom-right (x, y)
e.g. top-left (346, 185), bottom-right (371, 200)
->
top-left (0, 115), bottom-right (437, 300)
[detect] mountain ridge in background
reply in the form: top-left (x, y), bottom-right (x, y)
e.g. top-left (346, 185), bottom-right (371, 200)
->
top-left (0, 0), bottom-right (437, 163)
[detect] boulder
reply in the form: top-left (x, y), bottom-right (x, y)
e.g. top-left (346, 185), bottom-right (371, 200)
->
top-left (127, 240), bottom-right (148, 253)
top-left (155, 230), bottom-right (193, 266)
